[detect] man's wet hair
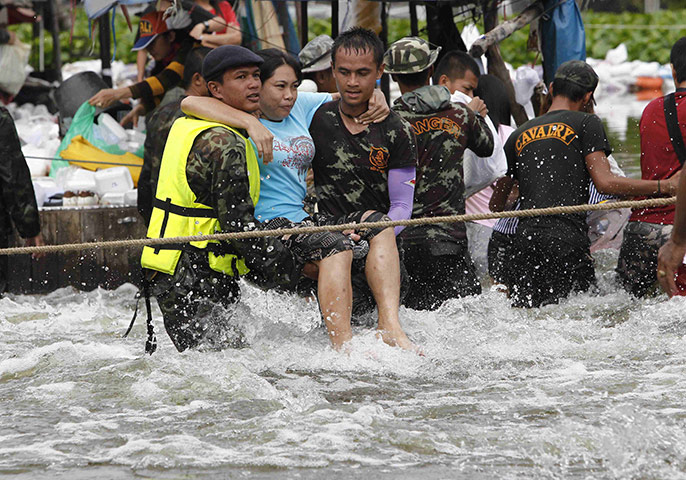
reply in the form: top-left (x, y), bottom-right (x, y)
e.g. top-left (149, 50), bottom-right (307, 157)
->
top-left (257, 48), bottom-right (303, 84)
top-left (182, 47), bottom-right (212, 89)
top-left (432, 51), bottom-right (480, 84)
top-left (671, 37), bottom-right (686, 84)
top-left (393, 68), bottom-right (432, 88)
top-left (331, 27), bottom-right (384, 68)
top-left (551, 78), bottom-right (590, 103)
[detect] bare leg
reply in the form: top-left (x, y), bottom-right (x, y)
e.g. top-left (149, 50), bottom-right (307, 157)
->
top-left (317, 250), bottom-right (354, 350)
top-left (364, 226), bottom-right (419, 352)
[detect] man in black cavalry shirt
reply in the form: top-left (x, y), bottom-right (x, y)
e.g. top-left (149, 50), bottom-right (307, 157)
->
top-left (491, 60), bottom-right (678, 308)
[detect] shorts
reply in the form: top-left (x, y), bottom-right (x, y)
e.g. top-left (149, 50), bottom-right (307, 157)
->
top-left (509, 233), bottom-right (595, 308)
top-left (401, 241), bottom-right (481, 311)
top-left (616, 220), bottom-right (672, 297)
top-left (264, 216), bottom-right (354, 263)
top-left (487, 230), bottom-right (515, 286)
top-left (268, 211), bottom-right (405, 322)
top-left (148, 251), bottom-right (243, 352)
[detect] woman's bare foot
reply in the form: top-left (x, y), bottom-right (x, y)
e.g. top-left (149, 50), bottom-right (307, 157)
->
top-left (377, 328), bottom-right (424, 355)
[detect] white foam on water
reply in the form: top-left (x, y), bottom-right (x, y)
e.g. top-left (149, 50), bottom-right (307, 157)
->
top-left (3, 250), bottom-right (686, 477)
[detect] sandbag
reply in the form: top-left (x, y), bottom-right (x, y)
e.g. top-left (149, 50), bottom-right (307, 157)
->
top-left (52, 102), bottom-right (143, 177)
top-left (452, 90), bottom-right (508, 197)
top-left (0, 41), bottom-right (30, 95)
top-left (60, 135), bottom-right (143, 186)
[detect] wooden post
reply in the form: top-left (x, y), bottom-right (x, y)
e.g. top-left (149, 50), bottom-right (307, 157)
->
top-left (480, 0), bottom-right (536, 126)
top-left (409, 1), bottom-right (418, 36)
top-left (38, 2), bottom-right (45, 72)
top-left (99, 11), bottom-right (112, 87)
top-left (379, 1), bottom-right (390, 102)
top-left (49, 0), bottom-right (62, 81)
top-left (470, 1), bottom-right (544, 58)
top-left (299, 1), bottom-right (309, 49)
top-left (331, 0), bottom-right (339, 38)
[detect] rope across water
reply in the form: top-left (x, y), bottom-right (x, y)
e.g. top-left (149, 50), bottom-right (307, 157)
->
top-left (0, 196), bottom-right (676, 256)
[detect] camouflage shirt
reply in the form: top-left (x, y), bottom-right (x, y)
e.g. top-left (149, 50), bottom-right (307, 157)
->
top-left (393, 85), bottom-right (493, 245)
top-left (310, 100), bottom-right (418, 216)
top-left (138, 96), bottom-right (186, 225)
top-left (183, 126), bottom-right (303, 290)
top-left (0, 107), bottom-right (40, 241)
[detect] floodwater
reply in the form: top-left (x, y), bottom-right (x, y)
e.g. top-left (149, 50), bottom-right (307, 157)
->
top-left (3, 94), bottom-right (686, 479)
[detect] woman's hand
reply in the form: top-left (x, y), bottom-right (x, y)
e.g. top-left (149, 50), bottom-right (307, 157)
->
top-left (357, 89), bottom-right (390, 125)
top-left (245, 116), bottom-right (274, 164)
top-left (88, 87), bottom-right (130, 109)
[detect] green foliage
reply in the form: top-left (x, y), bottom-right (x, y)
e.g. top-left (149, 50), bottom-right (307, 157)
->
top-left (484, 8), bottom-right (686, 68)
top-left (8, 7), bottom-right (685, 71)
top-left (308, 17), bottom-right (427, 44)
top-left (9, 8), bottom-right (138, 70)
top-left (583, 9), bottom-right (686, 63)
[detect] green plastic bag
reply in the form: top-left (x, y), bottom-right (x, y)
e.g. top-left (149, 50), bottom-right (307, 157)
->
top-left (52, 102), bottom-right (144, 177)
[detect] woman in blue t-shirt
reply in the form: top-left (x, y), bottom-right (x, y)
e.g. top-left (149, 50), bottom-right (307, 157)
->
top-left (244, 49), bottom-right (331, 223)
top-left (182, 49), bottom-right (388, 221)
top-left (179, 49), bottom-right (418, 353)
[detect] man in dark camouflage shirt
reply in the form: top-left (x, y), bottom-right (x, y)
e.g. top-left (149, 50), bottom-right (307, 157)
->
top-left (0, 107), bottom-right (44, 295)
top-left (310, 27), bottom-right (419, 352)
top-left (144, 46), bottom-right (305, 352)
top-left (386, 37), bottom-right (494, 309)
top-left (138, 46), bottom-right (211, 225)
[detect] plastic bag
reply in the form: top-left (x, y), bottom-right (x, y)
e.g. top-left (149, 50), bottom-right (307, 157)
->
top-left (0, 41), bottom-right (30, 95)
top-left (52, 102), bottom-right (143, 177)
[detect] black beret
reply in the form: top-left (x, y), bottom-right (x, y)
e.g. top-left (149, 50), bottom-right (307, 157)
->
top-left (202, 45), bottom-right (264, 82)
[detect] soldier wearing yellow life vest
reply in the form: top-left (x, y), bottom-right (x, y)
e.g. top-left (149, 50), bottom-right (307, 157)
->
top-left (141, 45), bottom-right (304, 352)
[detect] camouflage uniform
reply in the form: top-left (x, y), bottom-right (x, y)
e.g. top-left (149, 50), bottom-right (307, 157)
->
top-left (138, 96), bottom-right (186, 225)
top-left (299, 34), bottom-right (334, 73)
top-left (616, 221), bottom-right (672, 298)
top-left (149, 126), bottom-right (304, 351)
top-left (393, 85), bottom-right (493, 245)
top-left (0, 107), bottom-right (40, 294)
top-left (392, 83), bottom-right (493, 308)
top-left (310, 102), bottom-right (417, 216)
top-left (383, 36), bottom-right (441, 75)
top-left (310, 102), bottom-right (416, 317)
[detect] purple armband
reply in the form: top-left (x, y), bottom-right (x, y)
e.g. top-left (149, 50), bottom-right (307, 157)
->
top-left (387, 166), bottom-right (416, 235)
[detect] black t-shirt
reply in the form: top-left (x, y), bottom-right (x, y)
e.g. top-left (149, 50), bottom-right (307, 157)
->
top-left (310, 101), bottom-right (417, 217)
top-left (504, 109), bottom-right (612, 246)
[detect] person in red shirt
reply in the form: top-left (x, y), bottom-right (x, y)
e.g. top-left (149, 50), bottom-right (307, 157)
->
top-left (189, 0), bottom-right (240, 47)
top-left (617, 37), bottom-right (686, 297)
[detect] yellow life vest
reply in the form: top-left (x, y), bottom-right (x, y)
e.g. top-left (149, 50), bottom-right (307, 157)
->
top-left (140, 117), bottom-right (260, 276)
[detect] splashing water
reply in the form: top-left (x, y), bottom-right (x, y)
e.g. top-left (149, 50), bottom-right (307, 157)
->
top-left (3, 95), bottom-right (685, 478)
top-left (2, 249), bottom-right (686, 479)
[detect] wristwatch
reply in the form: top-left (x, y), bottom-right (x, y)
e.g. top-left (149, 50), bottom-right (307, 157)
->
top-left (203, 19), bottom-right (210, 32)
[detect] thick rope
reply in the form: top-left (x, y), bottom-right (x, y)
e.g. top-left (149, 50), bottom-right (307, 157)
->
top-left (0, 196), bottom-right (676, 256)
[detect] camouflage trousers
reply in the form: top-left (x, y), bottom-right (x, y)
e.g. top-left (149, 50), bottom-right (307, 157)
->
top-left (148, 251), bottom-right (243, 352)
top-left (616, 221), bottom-right (672, 298)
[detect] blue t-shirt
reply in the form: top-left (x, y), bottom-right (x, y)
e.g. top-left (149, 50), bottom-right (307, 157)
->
top-left (253, 91), bottom-right (332, 222)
